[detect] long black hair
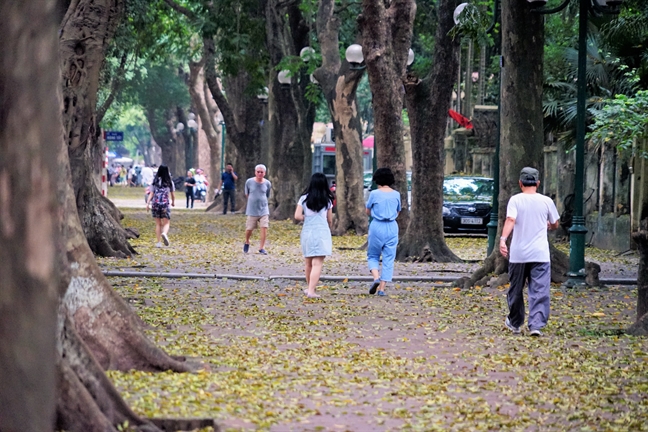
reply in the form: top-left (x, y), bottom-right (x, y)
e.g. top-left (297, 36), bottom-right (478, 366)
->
top-left (153, 165), bottom-right (173, 188)
top-left (302, 172), bottom-right (335, 213)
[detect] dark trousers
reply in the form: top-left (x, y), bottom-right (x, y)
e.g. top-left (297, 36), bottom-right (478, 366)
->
top-left (185, 191), bottom-right (194, 208)
top-left (223, 189), bottom-right (235, 214)
top-left (507, 262), bottom-right (551, 331)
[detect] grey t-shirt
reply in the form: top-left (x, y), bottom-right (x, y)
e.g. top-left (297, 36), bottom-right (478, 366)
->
top-left (245, 178), bottom-right (271, 216)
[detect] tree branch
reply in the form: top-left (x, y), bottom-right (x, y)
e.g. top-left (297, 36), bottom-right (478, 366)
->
top-left (162, 0), bottom-right (196, 20)
top-left (97, 53), bottom-right (127, 124)
top-left (203, 38), bottom-right (237, 134)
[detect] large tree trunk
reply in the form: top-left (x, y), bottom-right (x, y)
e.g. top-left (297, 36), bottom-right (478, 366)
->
top-left (264, 1), bottom-right (314, 220)
top-left (398, 0), bottom-right (462, 262)
top-left (628, 230), bottom-right (648, 336)
top-left (2, 2), bottom-right (202, 430)
top-left (60, 0), bottom-right (139, 258)
top-left (0, 1), bottom-right (61, 428)
top-left (454, 0), bottom-right (543, 287)
top-left (314, 0), bottom-right (368, 236)
top-left (203, 39), bottom-right (263, 212)
top-left (455, 0), bottom-right (599, 288)
top-left (189, 60), bottom-right (221, 202)
top-left (359, 0), bottom-right (416, 233)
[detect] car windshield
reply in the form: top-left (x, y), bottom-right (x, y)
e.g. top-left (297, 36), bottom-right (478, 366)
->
top-left (443, 177), bottom-right (493, 202)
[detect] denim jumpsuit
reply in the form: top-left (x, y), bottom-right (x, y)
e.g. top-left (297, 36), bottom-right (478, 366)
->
top-left (366, 189), bottom-right (401, 282)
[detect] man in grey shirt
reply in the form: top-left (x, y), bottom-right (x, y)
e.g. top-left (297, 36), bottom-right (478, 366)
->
top-left (244, 164), bottom-right (272, 254)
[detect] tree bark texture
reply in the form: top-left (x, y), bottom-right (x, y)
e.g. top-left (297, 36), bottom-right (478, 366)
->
top-left (60, 0), bottom-right (139, 258)
top-left (189, 60), bottom-right (221, 202)
top-left (628, 230), bottom-right (648, 336)
top-left (498, 0), bottom-right (544, 229)
top-left (314, 0), bottom-right (368, 236)
top-left (55, 75), bottom-right (197, 432)
top-left (398, 0), bottom-right (462, 263)
top-left (264, 1), bottom-right (314, 220)
top-left (204, 38), bottom-right (263, 212)
top-left (359, 0), bottom-right (416, 233)
top-left (0, 1), bottom-right (61, 428)
top-left (456, 0), bottom-right (545, 288)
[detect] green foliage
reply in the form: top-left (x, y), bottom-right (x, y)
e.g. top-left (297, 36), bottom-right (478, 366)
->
top-left (449, 1), bottom-right (495, 48)
top-left (207, 0), bottom-right (268, 93)
top-left (543, 34), bottom-right (639, 138)
top-left (101, 104), bottom-right (151, 159)
top-left (114, 62), bottom-right (190, 139)
top-left (588, 90), bottom-right (648, 155)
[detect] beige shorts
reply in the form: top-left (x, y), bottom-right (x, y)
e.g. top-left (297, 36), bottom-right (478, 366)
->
top-left (246, 215), bottom-right (269, 230)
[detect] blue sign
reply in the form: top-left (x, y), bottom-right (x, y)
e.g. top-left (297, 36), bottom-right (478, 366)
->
top-left (105, 131), bottom-right (124, 141)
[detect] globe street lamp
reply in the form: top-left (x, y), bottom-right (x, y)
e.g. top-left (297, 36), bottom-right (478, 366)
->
top-left (532, 0), bottom-right (622, 287)
top-left (345, 44), bottom-right (365, 70)
top-left (277, 70), bottom-right (292, 88)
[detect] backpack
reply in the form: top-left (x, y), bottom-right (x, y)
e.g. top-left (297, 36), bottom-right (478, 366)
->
top-left (151, 185), bottom-right (170, 210)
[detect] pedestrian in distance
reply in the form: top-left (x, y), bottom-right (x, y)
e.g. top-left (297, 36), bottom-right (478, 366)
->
top-left (500, 167), bottom-right (560, 337)
top-left (294, 172), bottom-right (335, 298)
top-left (244, 164), bottom-right (271, 255)
top-left (218, 162), bottom-right (238, 214)
top-left (366, 167), bottom-right (401, 297)
top-left (146, 165), bottom-right (176, 247)
top-left (184, 170), bottom-right (196, 209)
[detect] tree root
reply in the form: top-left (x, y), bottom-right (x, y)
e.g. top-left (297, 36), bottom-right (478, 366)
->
top-left (56, 315), bottom-right (161, 432)
top-left (454, 244), bottom-right (601, 289)
top-left (627, 312), bottom-right (648, 336)
top-left (82, 192), bottom-right (137, 258)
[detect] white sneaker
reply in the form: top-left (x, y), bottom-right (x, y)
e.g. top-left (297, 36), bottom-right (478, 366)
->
top-left (155, 242), bottom-right (163, 248)
top-left (505, 317), bottom-right (521, 335)
top-left (529, 329), bottom-right (543, 337)
top-left (162, 233), bottom-right (169, 246)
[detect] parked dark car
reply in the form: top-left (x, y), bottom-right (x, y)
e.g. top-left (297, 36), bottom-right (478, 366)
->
top-left (443, 176), bottom-right (493, 233)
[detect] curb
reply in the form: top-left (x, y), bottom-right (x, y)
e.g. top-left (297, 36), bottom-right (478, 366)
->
top-left (101, 271), bottom-right (637, 285)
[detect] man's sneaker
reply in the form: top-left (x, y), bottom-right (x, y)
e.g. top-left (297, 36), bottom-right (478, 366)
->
top-left (505, 317), bottom-right (521, 335)
top-left (259, 249), bottom-right (268, 255)
top-left (243, 243), bottom-right (250, 253)
top-left (529, 329), bottom-right (543, 337)
top-left (161, 233), bottom-right (170, 246)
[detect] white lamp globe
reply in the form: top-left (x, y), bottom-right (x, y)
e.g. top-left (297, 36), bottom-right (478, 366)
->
top-left (188, 112), bottom-right (196, 121)
top-left (345, 44), bottom-right (364, 64)
top-left (453, 3), bottom-right (468, 25)
top-left (407, 48), bottom-right (415, 66)
top-left (300, 47), bottom-right (316, 62)
top-left (176, 122), bottom-right (185, 132)
top-left (526, 0), bottom-right (547, 7)
top-left (278, 70), bottom-right (292, 85)
top-left (257, 86), bottom-right (269, 101)
top-left (187, 119), bottom-right (198, 130)
top-left (310, 74), bottom-right (319, 84)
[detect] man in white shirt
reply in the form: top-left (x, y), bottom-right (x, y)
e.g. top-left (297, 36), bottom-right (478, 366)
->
top-left (499, 167), bottom-right (560, 337)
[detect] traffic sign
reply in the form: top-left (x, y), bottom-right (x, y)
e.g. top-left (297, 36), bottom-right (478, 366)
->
top-left (105, 131), bottom-right (124, 141)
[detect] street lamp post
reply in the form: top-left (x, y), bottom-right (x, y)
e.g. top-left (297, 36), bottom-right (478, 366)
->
top-left (454, 1), bottom-right (501, 255)
top-left (186, 113), bottom-right (198, 171)
top-left (531, 0), bottom-right (622, 286)
top-left (220, 120), bottom-right (226, 174)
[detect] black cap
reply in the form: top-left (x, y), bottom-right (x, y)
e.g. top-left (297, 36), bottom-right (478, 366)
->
top-left (520, 167), bottom-right (539, 183)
